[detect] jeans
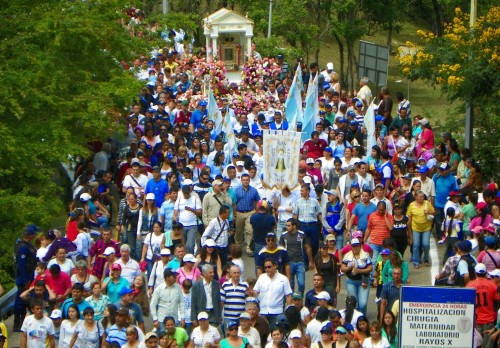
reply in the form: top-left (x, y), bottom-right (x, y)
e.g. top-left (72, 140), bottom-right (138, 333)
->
top-left (369, 243), bottom-right (384, 270)
top-left (345, 277), bottom-right (370, 315)
top-left (126, 230), bottom-right (139, 259)
top-left (216, 246), bottom-right (229, 266)
top-left (253, 243), bottom-right (265, 275)
top-left (443, 237), bottom-right (458, 265)
top-left (290, 261), bottom-right (306, 294)
top-left (263, 314), bottom-right (278, 329)
top-left (183, 225), bottom-right (198, 254)
top-left (299, 222), bottom-right (320, 257)
top-left (97, 215), bottom-right (109, 228)
top-left (335, 233), bottom-right (344, 250)
top-left (412, 230), bottom-right (431, 265)
top-left (434, 208), bottom-right (445, 239)
top-left (276, 221), bottom-right (286, 240)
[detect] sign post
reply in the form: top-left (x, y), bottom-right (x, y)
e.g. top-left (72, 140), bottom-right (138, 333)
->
top-left (399, 286), bottom-right (476, 348)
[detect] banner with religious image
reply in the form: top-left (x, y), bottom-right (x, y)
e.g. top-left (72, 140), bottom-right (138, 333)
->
top-left (262, 130), bottom-right (301, 190)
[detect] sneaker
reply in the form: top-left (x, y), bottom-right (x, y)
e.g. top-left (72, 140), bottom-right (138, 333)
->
top-left (437, 237), bottom-right (445, 244)
top-left (414, 264), bottom-right (421, 269)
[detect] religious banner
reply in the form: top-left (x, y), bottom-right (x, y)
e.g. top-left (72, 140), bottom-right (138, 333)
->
top-left (262, 130), bottom-right (301, 190)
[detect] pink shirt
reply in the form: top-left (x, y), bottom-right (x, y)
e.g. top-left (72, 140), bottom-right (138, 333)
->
top-left (420, 128), bottom-right (435, 150)
top-left (176, 266), bottom-right (201, 285)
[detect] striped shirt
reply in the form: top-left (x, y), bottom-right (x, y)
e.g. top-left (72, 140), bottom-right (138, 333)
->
top-left (293, 197), bottom-right (321, 223)
top-left (220, 280), bottom-right (248, 320)
top-left (380, 281), bottom-right (401, 310)
top-left (234, 185), bottom-right (260, 212)
top-left (367, 212), bottom-right (393, 246)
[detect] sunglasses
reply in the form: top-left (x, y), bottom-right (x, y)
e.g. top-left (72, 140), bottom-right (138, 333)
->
top-left (264, 265), bottom-right (273, 269)
top-left (352, 195), bottom-right (360, 198)
top-left (228, 327), bottom-right (238, 331)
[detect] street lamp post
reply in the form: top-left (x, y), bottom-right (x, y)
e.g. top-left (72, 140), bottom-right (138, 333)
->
top-left (464, 0), bottom-right (477, 150)
top-left (268, 0), bottom-right (273, 38)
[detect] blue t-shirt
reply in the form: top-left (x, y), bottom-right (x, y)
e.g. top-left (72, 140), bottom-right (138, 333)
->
top-left (352, 202), bottom-right (377, 231)
top-left (167, 258), bottom-right (181, 271)
top-left (104, 277), bottom-right (130, 304)
top-left (113, 301), bottom-right (144, 325)
top-left (190, 109), bottom-right (206, 129)
top-left (145, 178), bottom-right (169, 208)
top-left (432, 174), bottom-right (458, 208)
top-left (60, 298), bottom-right (91, 319)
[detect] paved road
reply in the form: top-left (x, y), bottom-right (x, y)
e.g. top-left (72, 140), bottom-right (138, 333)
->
top-left (3, 240), bottom-right (439, 347)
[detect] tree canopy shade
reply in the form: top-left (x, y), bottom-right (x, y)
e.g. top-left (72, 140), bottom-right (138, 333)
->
top-left (0, 0), bottom-right (145, 286)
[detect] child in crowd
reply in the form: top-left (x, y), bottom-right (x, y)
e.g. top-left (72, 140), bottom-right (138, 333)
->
top-left (181, 279), bottom-right (192, 336)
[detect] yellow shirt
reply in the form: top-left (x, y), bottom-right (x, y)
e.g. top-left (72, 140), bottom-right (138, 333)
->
top-left (0, 321), bottom-right (8, 348)
top-left (407, 200), bottom-right (435, 232)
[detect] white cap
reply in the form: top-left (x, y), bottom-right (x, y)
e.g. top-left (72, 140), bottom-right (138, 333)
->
top-left (146, 193), bottom-right (155, 200)
top-left (326, 62), bottom-right (334, 70)
top-left (50, 309), bottom-right (62, 319)
top-left (290, 329), bottom-right (302, 339)
top-left (236, 161), bottom-right (245, 166)
top-left (197, 311), bottom-right (209, 320)
top-left (183, 179), bottom-right (193, 186)
top-left (183, 254), bottom-right (196, 263)
top-left (475, 263), bottom-right (487, 274)
top-left (103, 247), bottom-right (116, 256)
top-left (489, 269), bottom-right (500, 278)
top-left (160, 248), bottom-right (171, 256)
top-left (315, 291), bottom-right (331, 301)
top-left (80, 193), bottom-right (92, 202)
top-left (204, 239), bottom-right (216, 247)
top-left (303, 176), bottom-right (312, 184)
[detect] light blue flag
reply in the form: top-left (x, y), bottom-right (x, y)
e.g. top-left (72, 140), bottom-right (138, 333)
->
top-left (301, 73), bottom-right (319, 143)
top-left (284, 65), bottom-right (303, 131)
top-left (222, 106), bottom-right (237, 159)
top-left (365, 102), bottom-right (376, 154)
top-left (208, 88), bottom-right (222, 136)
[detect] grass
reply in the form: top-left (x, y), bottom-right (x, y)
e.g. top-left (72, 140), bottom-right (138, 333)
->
top-left (310, 20), bottom-right (459, 127)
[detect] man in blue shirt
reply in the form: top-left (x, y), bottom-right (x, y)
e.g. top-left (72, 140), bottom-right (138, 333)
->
top-left (113, 287), bottom-right (145, 333)
top-left (348, 189), bottom-right (377, 233)
top-left (189, 100), bottom-right (207, 133)
top-left (234, 174), bottom-right (261, 256)
top-left (60, 283), bottom-right (91, 319)
top-left (145, 166), bottom-right (169, 208)
top-left (432, 162), bottom-right (458, 239)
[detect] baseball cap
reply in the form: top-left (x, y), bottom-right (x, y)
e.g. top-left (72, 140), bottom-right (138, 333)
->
top-left (49, 309), bottom-right (62, 319)
top-left (475, 263), bottom-right (487, 274)
top-left (183, 254), bottom-right (197, 263)
top-left (324, 190), bottom-right (338, 197)
top-left (160, 248), bottom-right (171, 256)
top-left (203, 239), bottom-right (216, 247)
top-left (80, 193), bottom-right (92, 202)
top-left (236, 161), bottom-right (245, 167)
top-left (212, 180), bottom-right (223, 187)
top-left (292, 292), bottom-right (303, 300)
top-left (146, 193), bottom-right (155, 200)
top-left (375, 183), bottom-right (385, 189)
top-left (325, 234), bottom-right (336, 241)
top-left (111, 263), bottom-right (122, 271)
top-left (335, 327), bottom-right (347, 334)
top-left (438, 162), bottom-right (450, 170)
top-left (290, 329), bottom-right (302, 339)
top-left (489, 269), bottom-right (500, 278)
top-left (183, 179), bottom-right (193, 186)
top-left (456, 240), bottom-right (472, 253)
top-left (380, 248), bottom-right (391, 255)
top-left (476, 202), bottom-right (487, 210)
top-left (315, 291), bottom-right (331, 301)
top-left (197, 312), bottom-right (209, 320)
top-left (257, 200), bottom-right (269, 210)
top-left (239, 312), bottom-right (251, 320)
top-left (120, 287), bottom-right (133, 296)
top-left (347, 165), bottom-right (356, 171)
top-left (266, 232), bottom-right (276, 239)
top-left (103, 247), bottom-right (116, 256)
top-left (324, 147), bottom-right (333, 154)
top-left (351, 238), bottom-right (361, 246)
top-left (344, 323), bottom-right (355, 333)
top-left (352, 230), bottom-right (363, 239)
top-left (306, 158), bottom-right (315, 164)
top-left (116, 307), bottom-right (130, 316)
top-left (164, 268), bottom-right (178, 277)
top-left (418, 165), bottom-right (429, 173)
top-left (419, 118), bottom-right (429, 125)
top-left (145, 332), bottom-right (158, 341)
top-left (226, 321), bottom-right (239, 329)
top-left (320, 325), bottom-right (333, 334)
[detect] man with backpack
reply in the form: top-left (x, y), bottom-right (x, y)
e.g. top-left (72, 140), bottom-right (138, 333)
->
top-left (454, 240), bottom-right (477, 286)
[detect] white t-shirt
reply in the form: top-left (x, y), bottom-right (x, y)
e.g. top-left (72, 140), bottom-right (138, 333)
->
top-left (47, 258), bottom-right (75, 276)
top-left (362, 337), bottom-right (390, 348)
top-left (21, 315), bottom-right (56, 348)
top-left (60, 320), bottom-right (81, 348)
top-left (254, 272), bottom-right (292, 315)
top-left (122, 173), bottom-right (149, 198)
top-left (305, 319), bottom-right (328, 344)
top-left (175, 194), bottom-right (201, 227)
top-left (190, 325), bottom-right (221, 348)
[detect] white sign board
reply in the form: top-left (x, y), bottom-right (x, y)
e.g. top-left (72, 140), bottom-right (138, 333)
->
top-left (399, 286), bottom-right (476, 348)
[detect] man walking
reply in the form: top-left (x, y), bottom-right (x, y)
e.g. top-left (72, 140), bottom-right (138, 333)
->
top-left (202, 205), bottom-right (231, 264)
top-left (234, 174), bottom-right (260, 255)
top-left (191, 264), bottom-right (222, 326)
top-left (150, 268), bottom-right (184, 332)
top-left (293, 185), bottom-right (322, 257)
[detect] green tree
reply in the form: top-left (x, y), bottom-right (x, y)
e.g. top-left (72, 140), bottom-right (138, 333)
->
top-left (0, 0), bottom-right (145, 287)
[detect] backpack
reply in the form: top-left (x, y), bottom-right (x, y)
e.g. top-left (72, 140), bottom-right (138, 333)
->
top-left (453, 254), bottom-right (477, 286)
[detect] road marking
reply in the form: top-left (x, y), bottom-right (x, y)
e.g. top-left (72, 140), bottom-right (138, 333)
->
top-left (430, 236), bottom-right (439, 282)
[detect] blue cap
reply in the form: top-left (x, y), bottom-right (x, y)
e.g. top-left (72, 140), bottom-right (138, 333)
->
top-left (349, 120), bottom-right (358, 126)
top-left (146, 81), bottom-right (156, 87)
top-left (344, 323), bottom-right (354, 333)
top-left (338, 118), bottom-right (347, 123)
top-left (418, 165), bottom-right (429, 173)
top-left (226, 321), bottom-right (239, 329)
top-left (380, 248), bottom-right (391, 255)
top-left (355, 101), bottom-right (363, 107)
top-left (199, 100), bottom-right (208, 106)
top-left (119, 287), bottom-right (134, 296)
top-left (375, 115), bottom-right (384, 122)
top-left (319, 110), bottom-right (326, 114)
top-left (145, 144), bottom-right (152, 150)
top-left (147, 108), bottom-right (155, 113)
top-left (346, 110), bottom-right (356, 117)
top-left (277, 86), bottom-right (285, 94)
top-left (197, 124), bottom-right (206, 130)
top-left (223, 177), bottom-right (231, 182)
top-left (232, 152), bottom-right (239, 158)
top-left (324, 147), bottom-right (333, 153)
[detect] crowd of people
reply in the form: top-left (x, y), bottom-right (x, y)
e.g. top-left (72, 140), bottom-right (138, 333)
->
top-left (5, 6), bottom-right (500, 348)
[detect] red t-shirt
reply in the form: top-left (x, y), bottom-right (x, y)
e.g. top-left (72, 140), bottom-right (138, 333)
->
top-left (302, 139), bottom-right (328, 159)
top-left (175, 110), bottom-right (191, 125)
top-left (66, 221), bottom-right (78, 241)
top-left (45, 271), bottom-right (72, 298)
top-left (466, 277), bottom-right (499, 324)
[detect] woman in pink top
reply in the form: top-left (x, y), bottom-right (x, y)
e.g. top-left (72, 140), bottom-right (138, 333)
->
top-left (416, 118), bottom-right (434, 158)
top-left (177, 254), bottom-right (201, 285)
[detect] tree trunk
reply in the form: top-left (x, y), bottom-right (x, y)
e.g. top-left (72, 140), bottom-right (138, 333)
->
top-left (386, 23), bottom-right (393, 53)
top-left (347, 41), bottom-right (355, 91)
top-left (332, 32), bottom-right (345, 88)
top-left (431, 0), bottom-right (443, 36)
